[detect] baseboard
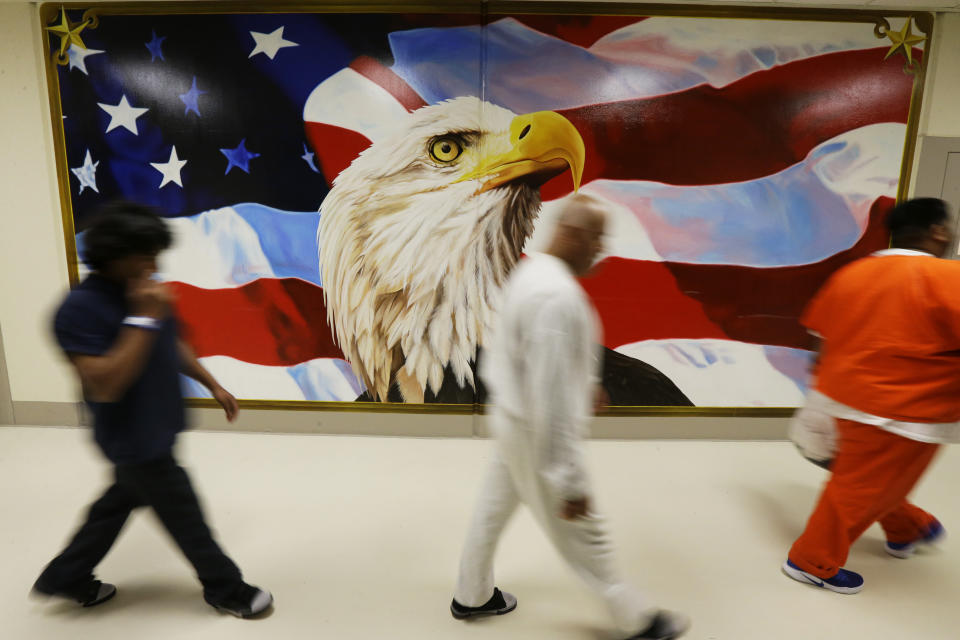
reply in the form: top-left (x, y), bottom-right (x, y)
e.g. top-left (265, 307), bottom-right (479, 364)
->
top-left (186, 406), bottom-right (475, 437)
top-left (0, 325), bottom-right (12, 424)
top-left (4, 401), bottom-right (790, 439)
top-left (474, 414), bottom-right (791, 440)
top-left (588, 415), bottom-right (790, 439)
top-left (11, 401), bottom-right (86, 426)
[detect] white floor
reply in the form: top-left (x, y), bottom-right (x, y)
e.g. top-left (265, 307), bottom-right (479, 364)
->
top-left (2, 426), bottom-right (959, 640)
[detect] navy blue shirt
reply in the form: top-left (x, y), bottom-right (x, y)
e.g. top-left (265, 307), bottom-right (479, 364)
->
top-left (53, 274), bottom-right (186, 464)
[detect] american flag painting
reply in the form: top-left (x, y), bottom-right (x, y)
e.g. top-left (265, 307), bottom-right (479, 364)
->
top-left (48, 7), bottom-right (926, 407)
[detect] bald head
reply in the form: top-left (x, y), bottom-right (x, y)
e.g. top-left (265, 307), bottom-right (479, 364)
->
top-left (553, 192), bottom-right (607, 233)
top-left (546, 193), bottom-right (608, 275)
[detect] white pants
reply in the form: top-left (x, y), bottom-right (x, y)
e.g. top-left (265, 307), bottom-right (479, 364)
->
top-left (455, 419), bottom-right (654, 634)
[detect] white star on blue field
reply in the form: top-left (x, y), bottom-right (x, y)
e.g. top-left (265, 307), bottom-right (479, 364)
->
top-left (71, 149), bottom-right (100, 194)
top-left (55, 13), bottom-right (334, 220)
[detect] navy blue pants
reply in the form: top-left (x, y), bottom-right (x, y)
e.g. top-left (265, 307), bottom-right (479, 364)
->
top-left (36, 454), bottom-right (242, 604)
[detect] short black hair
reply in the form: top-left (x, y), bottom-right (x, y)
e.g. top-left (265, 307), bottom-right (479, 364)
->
top-left (80, 201), bottom-right (172, 272)
top-left (885, 198), bottom-right (950, 245)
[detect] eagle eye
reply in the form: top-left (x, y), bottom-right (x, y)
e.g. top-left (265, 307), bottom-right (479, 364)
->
top-left (429, 136), bottom-right (463, 163)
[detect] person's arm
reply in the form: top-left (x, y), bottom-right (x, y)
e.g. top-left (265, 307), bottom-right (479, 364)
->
top-left (527, 298), bottom-right (593, 519)
top-left (68, 277), bottom-right (170, 403)
top-left (801, 278), bottom-right (832, 375)
top-left (929, 262), bottom-right (960, 347)
top-left (178, 339), bottom-right (239, 422)
top-left (808, 334), bottom-right (823, 373)
top-left (72, 332), bottom-right (160, 403)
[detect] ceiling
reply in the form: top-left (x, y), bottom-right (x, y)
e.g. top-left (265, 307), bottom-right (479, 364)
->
top-left (547, 0), bottom-right (960, 10)
top-left (5, 0), bottom-right (958, 13)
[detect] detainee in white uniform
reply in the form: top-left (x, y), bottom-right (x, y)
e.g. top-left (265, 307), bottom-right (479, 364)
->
top-left (451, 193), bottom-right (688, 640)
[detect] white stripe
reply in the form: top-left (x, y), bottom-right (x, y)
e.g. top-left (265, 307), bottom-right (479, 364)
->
top-left (614, 339), bottom-right (807, 407)
top-left (303, 67), bottom-right (409, 142)
top-left (183, 356), bottom-right (364, 402)
top-left (386, 17), bottom-right (919, 113)
top-left (190, 355), bottom-right (305, 400)
top-left (529, 123), bottom-right (904, 264)
top-left (591, 17), bottom-right (915, 90)
top-left (157, 207), bottom-right (275, 289)
top-left (809, 123), bottom-right (902, 227)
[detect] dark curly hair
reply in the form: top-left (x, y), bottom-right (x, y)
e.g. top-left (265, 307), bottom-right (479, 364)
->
top-left (886, 198), bottom-right (950, 247)
top-left (80, 201), bottom-right (172, 272)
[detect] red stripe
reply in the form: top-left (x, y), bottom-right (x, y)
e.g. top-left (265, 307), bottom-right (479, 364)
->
top-left (303, 122), bottom-right (371, 187)
top-left (174, 197), bottom-right (892, 365)
top-left (307, 48), bottom-right (916, 197)
top-left (349, 56), bottom-right (428, 112)
top-left (541, 48), bottom-right (916, 199)
top-left (173, 279), bottom-right (343, 366)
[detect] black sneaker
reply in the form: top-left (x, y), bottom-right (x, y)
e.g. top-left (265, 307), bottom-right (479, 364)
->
top-left (207, 582), bottom-right (273, 618)
top-left (450, 587), bottom-right (517, 620)
top-left (32, 577), bottom-right (117, 608)
top-left (627, 610), bottom-right (690, 640)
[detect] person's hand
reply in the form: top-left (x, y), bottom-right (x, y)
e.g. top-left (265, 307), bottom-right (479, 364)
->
top-left (593, 386), bottom-right (610, 414)
top-left (212, 385), bottom-right (239, 422)
top-left (129, 276), bottom-right (172, 320)
top-left (560, 497), bottom-right (590, 520)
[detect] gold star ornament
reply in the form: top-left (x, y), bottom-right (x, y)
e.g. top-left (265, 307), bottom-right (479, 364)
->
top-left (46, 7), bottom-right (89, 59)
top-left (884, 18), bottom-right (926, 66)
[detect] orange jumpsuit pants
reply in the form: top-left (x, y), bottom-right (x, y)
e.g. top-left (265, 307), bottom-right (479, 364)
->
top-left (788, 418), bottom-right (941, 579)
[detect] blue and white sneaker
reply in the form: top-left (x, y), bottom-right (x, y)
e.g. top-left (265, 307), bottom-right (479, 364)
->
top-left (885, 520), bottom-right (946, 559)
top-left (782, 559), bottom-right (864, 594)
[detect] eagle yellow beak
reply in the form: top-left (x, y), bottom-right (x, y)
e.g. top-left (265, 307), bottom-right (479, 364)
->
top-left (457, 110), bottom-right (585, 194)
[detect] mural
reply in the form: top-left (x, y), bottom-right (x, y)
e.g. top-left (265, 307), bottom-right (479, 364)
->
top-left (45, 6), bottom-right (929, 408)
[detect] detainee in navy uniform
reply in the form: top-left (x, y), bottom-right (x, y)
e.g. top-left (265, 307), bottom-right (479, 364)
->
top-left (32, 202), bottom-right (272, 618)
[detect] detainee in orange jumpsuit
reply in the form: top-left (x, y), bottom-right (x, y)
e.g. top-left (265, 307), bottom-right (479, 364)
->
top-left (783, 197), bottom-right (960, 594)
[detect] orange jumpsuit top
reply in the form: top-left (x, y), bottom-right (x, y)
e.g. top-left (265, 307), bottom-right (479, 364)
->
top-left (803, 249), bottom-right (960, 425)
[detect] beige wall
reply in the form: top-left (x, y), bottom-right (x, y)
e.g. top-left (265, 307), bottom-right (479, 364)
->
top-left (0, 3), bottom-right (75, 406)
top-left (909, 13), bottom-right (960, 195)
top-left (2, 5), bottom-right (958, 431)
top-left (918, 14), bottom-right (960, 137)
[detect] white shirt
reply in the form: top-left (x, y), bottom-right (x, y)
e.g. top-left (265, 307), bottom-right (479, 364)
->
top-left (481, 253), bottom-right (602, 499)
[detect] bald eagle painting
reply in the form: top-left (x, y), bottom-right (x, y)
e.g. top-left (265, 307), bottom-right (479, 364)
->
top-left (318, 96), bottom-right (691, 405)
top-left (52, 11), bottom-right (920, 407)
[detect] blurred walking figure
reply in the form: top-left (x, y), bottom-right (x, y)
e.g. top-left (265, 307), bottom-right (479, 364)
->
top-left (32, 201), bottom-right (272, 618)
top-left (451, 193), bottom-right (689, 640)
top-left (784, 197), bottom-right (960, 594)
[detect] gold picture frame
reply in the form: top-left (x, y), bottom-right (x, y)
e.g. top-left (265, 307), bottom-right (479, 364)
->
top-left (40, 1), bottom-right (933, 416)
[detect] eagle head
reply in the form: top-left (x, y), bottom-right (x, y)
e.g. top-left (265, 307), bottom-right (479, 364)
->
top-left (318, 96), bottom-right (585, 402)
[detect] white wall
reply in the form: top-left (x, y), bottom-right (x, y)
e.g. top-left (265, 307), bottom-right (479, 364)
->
top-left (908, 13), bottom-right (960, 196)
top-left (2, 5), bottom-right (959, 428)
top-left (918, 14), bottom-right (960, 137)
top-left (0, 3), bottom-right (75, 406)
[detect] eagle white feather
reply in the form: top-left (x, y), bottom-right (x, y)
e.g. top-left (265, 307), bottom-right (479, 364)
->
top-left (318, 97), bottom-right (541, 402)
